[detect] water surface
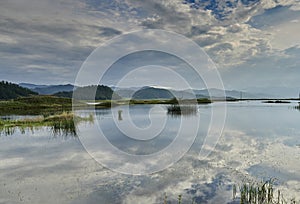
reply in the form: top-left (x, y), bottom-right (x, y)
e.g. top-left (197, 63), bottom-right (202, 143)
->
top-left (0, 101), bottom-right (299, 203)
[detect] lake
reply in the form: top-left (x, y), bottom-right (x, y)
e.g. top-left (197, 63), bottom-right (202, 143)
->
top-left (0, 101), bottom-right (299, 203)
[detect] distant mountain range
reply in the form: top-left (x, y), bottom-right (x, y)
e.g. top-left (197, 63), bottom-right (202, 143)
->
top-left (18, 83), bottom-right (119, 100)
top-left (115, 86), bottom-right (274, 100)
top-left (19, 83), bottom-right (74, 95)
top-left (16, 83), bottom-right (296, 100)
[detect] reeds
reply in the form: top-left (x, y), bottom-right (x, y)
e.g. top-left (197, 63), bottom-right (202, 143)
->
top-left (167, 104), bottom-right (197, 116)
top-left (161, 179), bottom-right (297, 204)
top-left (294, 103), bottom-right (300, 111)
top-left (233, 179), bottom-right (297, 204)
top-left (0, 112), bottom-right (93, 136)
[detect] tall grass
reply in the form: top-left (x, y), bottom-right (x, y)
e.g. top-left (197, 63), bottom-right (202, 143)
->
top-left (233, 179), bottom-right (297, 204)
top-left (167, 104), bottom-right (197, 116)
top-left (294, 103), bottom-right (300, 111)
top-left (0, 112), bottom-right (93, 137)
top-left (161, 179), bottom-right (297, 204)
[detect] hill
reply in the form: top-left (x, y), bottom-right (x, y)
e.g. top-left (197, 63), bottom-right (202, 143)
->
top-left (19, 83), bottom-right (48, 90)
top-left (33, 84), bottom-right (74, 95)
top-left (0, 81), bottom-right (38, 100)
top-left (19, 83), bottom-right (75, 95)
top-left (53, 91), bottom-right (73, 98)
top-left (114, 86), bottom-right (273, 100)
top-left (132, 87), bottom-right (174, 99)
top-left (55, 85), bottom-right (121, 100)
top-left (192, 88), bottom-right (273, 99)
top-left (114, 88), bottom-right (136, 99)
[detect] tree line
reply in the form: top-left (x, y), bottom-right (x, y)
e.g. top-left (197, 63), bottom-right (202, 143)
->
top-left (0, 81), bottom-right (38, 100)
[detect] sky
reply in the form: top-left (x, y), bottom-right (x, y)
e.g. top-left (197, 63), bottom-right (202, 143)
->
top-left (0, 0), bottom-right (300, 95)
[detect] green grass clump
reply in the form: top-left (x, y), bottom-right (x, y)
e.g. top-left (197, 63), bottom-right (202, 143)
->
top-left (167, 104), bottom-right (197, 116)
top-left (233, 179), bottom-right (297, 204)
top-left (15, 95), bottom-right (71, 104)
top-left (0, 112), bottom-right (93, 137)
top-left (129, 99), bottom-right (168, 105)
top-left (197, 98), bottom-right (212, 104)
top-left (127, 97), bottom-right (211, 105)
top-left (294, 103), bottom-right (300, 111)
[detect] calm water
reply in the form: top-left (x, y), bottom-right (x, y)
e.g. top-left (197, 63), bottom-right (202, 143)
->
top-left (0, 101), bottom-right (299, 203)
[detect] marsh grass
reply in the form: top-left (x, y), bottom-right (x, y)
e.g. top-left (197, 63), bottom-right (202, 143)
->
top-left (0, 112), bottom-right (93, 137)
top-left (127, 98), bottom-right (211, 105)
top-left (161, 179), bottom-right (297, 204)
top-left (294, 103), bottom-right (300, 111)
top-left (178, 194), bottom-right (182, 204)
top-left (263, 100), bottom-right (291, 104)
top-left (167, 104), bottom-right (197, 116)
top-left (233, 179), bottom-right (297, 204)
top-left (0, 95), bottom-right (74, 115)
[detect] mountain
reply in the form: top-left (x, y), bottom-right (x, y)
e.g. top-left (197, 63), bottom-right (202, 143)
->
top-left (114, 88), bottom-right (136, 98)
top-left (53, 91), bottom-right (73, 98)
top-left (19, 83), bottom-right (47, 90)
top-left (0, 81), bottom-right (38, 99)
top-left (115, 86), bottom-right (274, 100)
top-left (132, 87), bottom-right (174, 99)
top-left (192, 88), bottom-right (273, 99)
top-left (17, 82), bottom-right (282, 100)
top-left (32, 84), bottom-right (75, 95)
top-left (55, 85), bottom-right (121, 100)
top-left (116, 86), bottom-right (206, 99)
top-left (19, 83), bottom-right (75, 95)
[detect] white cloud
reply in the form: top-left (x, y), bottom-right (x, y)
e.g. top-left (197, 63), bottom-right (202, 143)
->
top-left (0, 0), bottom-right (299, 90)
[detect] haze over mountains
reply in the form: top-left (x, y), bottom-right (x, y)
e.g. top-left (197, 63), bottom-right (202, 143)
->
top-left (114, 86), bottom-right (274, 99)
top-left (19, 83), bottom-right (75, 95)
top-left (16, 82), bottom-right (299, 100)
top-left (19, 83), bottom-right (119, 100)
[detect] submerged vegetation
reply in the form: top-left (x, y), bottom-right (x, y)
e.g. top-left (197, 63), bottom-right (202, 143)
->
top-left (0, 112), bottom-right (93, 137)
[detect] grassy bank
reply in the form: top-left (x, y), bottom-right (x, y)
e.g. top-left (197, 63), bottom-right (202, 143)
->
top-left (0, 96), bottom-right (212, 115)
top-left (0, 95), bottom-right (74, 115)
top-left (0, 112), bottom-right (93, 136)
top-left (129, 98), bottom-right (212, 105)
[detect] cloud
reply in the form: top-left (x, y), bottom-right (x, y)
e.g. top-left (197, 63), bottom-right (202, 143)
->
top-left (249, 5), bottom-right (300, 49)
top-left (122, 0), bottom-right (300, 68)
top-left (0, 0), bottom-right (126, 84)
top-left (220, 45), bottom-right (300, 93)
top-left (122, 0), bottom-right (272, 66)
top-left (0, 0), bottom-right (299, 90)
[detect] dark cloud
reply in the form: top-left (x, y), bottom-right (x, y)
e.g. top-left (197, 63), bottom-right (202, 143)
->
top-left (98, 26), bottom-right (122, 36)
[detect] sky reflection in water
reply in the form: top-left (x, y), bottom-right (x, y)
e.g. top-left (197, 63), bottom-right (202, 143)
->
top-left (0, 101), bottom-right (299, 203)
